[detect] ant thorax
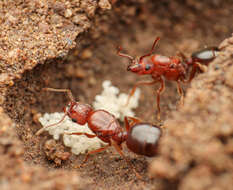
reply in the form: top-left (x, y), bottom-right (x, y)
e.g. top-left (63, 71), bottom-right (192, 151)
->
top-left (152, 55), bottom-right (171, 64)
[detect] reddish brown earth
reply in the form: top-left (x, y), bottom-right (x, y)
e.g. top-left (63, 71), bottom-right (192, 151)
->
top-left (0, 0), bottom-right (232, 189)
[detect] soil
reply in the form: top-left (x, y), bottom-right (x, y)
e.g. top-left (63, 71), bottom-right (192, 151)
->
top-left (0, 0), bottom-right (233, 189)
top-left (149, 36), bottom-right (233, 190)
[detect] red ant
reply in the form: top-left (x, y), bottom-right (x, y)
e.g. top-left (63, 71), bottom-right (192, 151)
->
top-left (117, 37), bottom-right (219, 120)
top-left (36, 88), bottom-right (162, 179)
top-left (117, 37), bottom-right (186, 120)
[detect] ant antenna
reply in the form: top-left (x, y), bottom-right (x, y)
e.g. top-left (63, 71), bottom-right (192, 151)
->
top-left (139, 37), bottom-right (160, 62)
top-left (36, 112), bottom-right (67, 135)
top-left (43, 88), bottom-right (75, 102)
top-left (36, 88), bottom-right (76, 135)
top-left (117, 46), bottom-right (134, 61)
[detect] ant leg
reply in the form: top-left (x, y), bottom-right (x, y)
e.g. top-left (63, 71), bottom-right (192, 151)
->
top-left (177, 51), bottom-right (188, 61)
top-left (139, 37), bottom-right (160, 61)
top-left (124, 117), bottom-right (131, 131)
top-left (79, 144), bottom-right (111, 167)
top-left (111, 140), bottom-right (142, 179)
top-left (156, 77), bottom-right (165, 121)
top-left (196, 63), bottom-right (208, 72)
top-left (176, 51), bottom-right (193, 66)
top-left (124, 116), bottom-right (142, 131)
top-left (43, 88), bottom-right (75, 102)
top-left (188, 64), bottom-right (198, 82)
top-left (177, 51), bottom-right (196, 83)
top-left (126, 80), bottom-right (157, 106)
top-left (36, 113), bottom-right (67, 135)
top-left (65, 132), bottom-right (110, 167)
top-left (176, 81), bottom-right (184, 106)
top-left (65, 132), bottom-right (96, 138)
top-left (117, 46), bottom-right (134, 61)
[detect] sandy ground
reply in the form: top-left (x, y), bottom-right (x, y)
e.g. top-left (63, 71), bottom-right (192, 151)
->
top-left (0, 0), bottom-right (233, 189)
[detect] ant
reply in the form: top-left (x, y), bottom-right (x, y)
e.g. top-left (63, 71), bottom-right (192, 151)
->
top-left (117, 37), bottom-right (219, 120)
top-left (36, 88), bottom-right (162, 179)
top-left (117, 37), bottom-right (186, 120)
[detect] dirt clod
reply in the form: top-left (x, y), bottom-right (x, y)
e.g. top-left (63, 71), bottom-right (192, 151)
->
top-left (44, 139), bottom-right (71, 166)
top-left (0, 109), bottom-right (86, 190)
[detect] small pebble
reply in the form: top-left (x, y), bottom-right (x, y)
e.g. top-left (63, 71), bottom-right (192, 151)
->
top-left (98, 0), bottom-right (112, 10)
top-left (81, 49), bottom-right (93, 59)
top-left (64, 9), bottom-right (73, 18)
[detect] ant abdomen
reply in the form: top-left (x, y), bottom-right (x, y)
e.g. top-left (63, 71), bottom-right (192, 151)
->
top-left (126, 123), bottom-right (162, 157)
top-left (191, 46), bottom-right (219, 64)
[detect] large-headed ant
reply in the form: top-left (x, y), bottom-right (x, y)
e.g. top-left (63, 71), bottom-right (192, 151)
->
top-left (117, 37), bottom-right (219, 120)
top-left (36, 88), bottom-right (162, 179)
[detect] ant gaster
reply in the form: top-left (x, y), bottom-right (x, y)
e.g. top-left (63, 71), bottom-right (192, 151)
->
top-left (179, 46), bottom-right (219, 82)
top-left (36, 88), bottom-right (162, 179)
top-left (117, 37), bottom-right (186, 120)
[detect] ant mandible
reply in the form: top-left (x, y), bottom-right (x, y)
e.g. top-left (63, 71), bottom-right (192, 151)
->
top-left (117, 37), bottom-right (186, 120)
top-left (36, 88), bottom-right (162, 179)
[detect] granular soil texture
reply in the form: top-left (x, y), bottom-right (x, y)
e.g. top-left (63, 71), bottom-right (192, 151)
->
top-left (1, 0), bottom-right (233, 190)
top-left (0, 108), bottom-right (88, 190)
top-left (149, 35), bottom-right (233, 190)
top-left (0, 0), bottom-right (111, 86)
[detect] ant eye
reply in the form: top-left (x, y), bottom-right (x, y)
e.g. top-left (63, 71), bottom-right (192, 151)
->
top-left (169, 64), bottom-right (175, 68)
top-left (145, 65), bottom-right (151, 70)
top-left (71, 118), bottom-right (77, 123)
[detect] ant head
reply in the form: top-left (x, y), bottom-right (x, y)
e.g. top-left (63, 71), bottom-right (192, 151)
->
top-left (117, 37), bottom-right (160, 75)
top-left (127, 57), bottom-right (155, 74)
top-left (117, 47), bottom-right (154, 75)
top-left (64, 101), bottom-right (93, 125)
